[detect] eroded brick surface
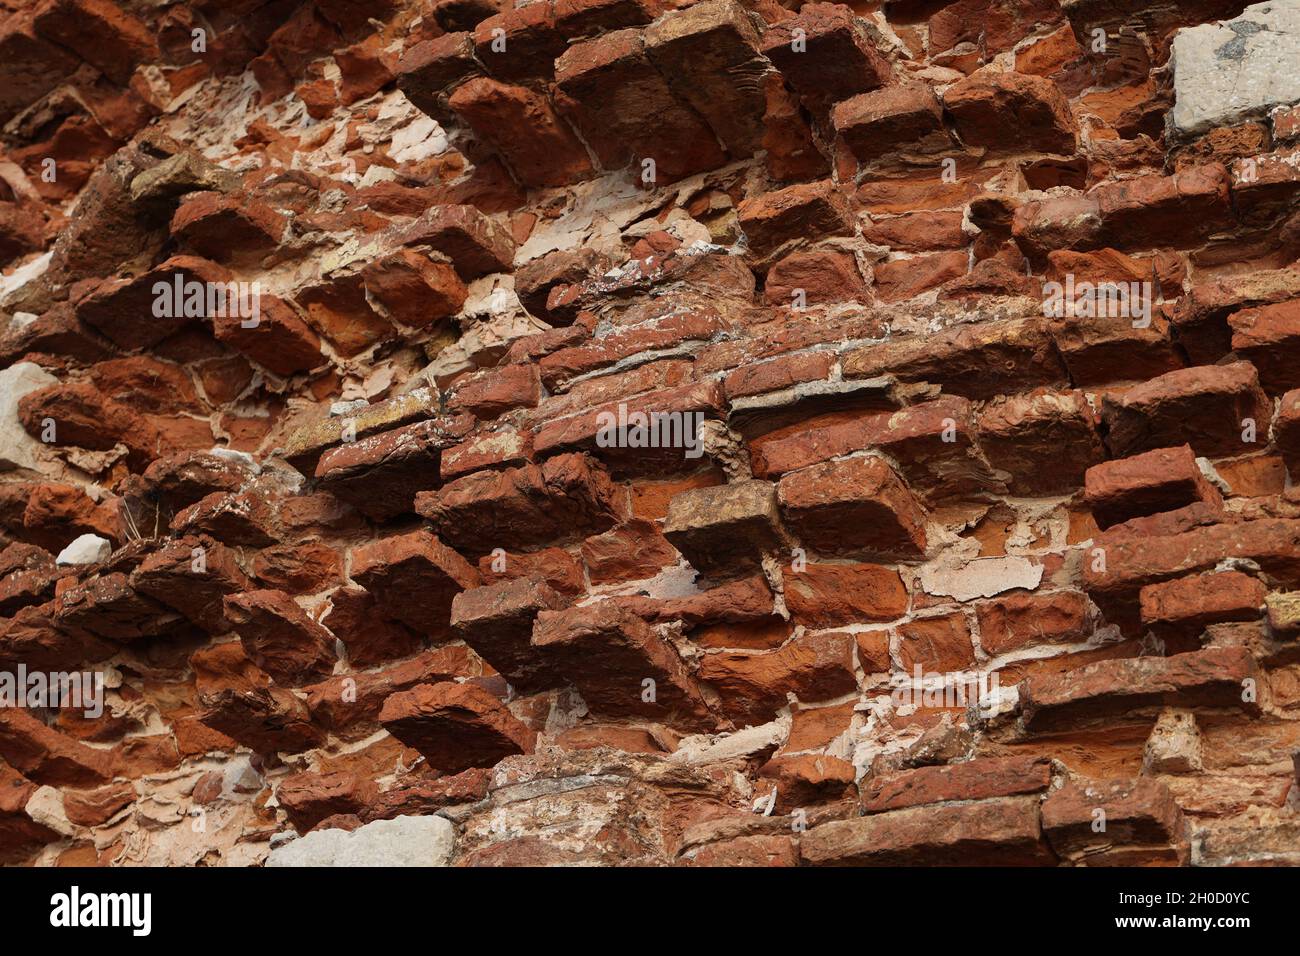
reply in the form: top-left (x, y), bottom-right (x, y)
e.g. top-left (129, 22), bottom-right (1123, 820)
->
top-left (1, 0), bottom-right (1297, 872)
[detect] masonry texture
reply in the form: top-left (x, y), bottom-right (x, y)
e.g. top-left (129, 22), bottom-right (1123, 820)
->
top-left (1, 0), bottom-right (1299, 868)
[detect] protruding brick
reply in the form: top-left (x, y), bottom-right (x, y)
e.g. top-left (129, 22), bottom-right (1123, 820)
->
top-left (698, 631), bottom-right (857, 722)
top-left (396, 33), bottom-right (480, 116)
top-left (316, 418), bottom-right (473, 521)
top-left (776, 456), bottom-right (928, 560)
top-left (643, 0), bottom-right (771, 157)
top-left (843, 317), bottom-right (1067, 401)
top-left (762, 3), bottom-right (889, 104)
top-left (416, 453), bottom-right (624, 556)
top-left (399, 204), bottom-right (516, 279)
top-left (449, 78), bottom-right (594, 188)
top-left (1092, 163), bottom-right (1235, 250)
top-left (976, 389), bottom-right (1104, 496)
top-left (1084, 445), bottom-right (1222, 530)
top-left (351, 530), bottom-right (481, 638)
top-left (801, 795), bottom-right (1054, 866)
top-left (450, 578), bottom-right (570, 692)
top-left (212, 295), bottom-right (322, 378)
top-left (861, 755), bottom-right (1052, 814)
top-left (223, 590), bottom-right (337, 687)
top-left (131, 537), bottom-right (251, 634)
top-left (361, 249), bottom-right (468, 329)
top-left (833, 84), bottom-right (950, 164)
top-left (554, 28), bottom-right (726, 183)
top-left (737, 180), bottom-right (853, 263)
top-left (532, 601), bottom-right (711, 724)
top-left (1228, 298), bottom-right (1300, 393)
top-left (662, 480), bottom-right (787, 578)
top-left (976, 590), bottom-right (1091, 657)
top-left (1139, 571), bottom-right (1266, 639)
top-left (473, 2), bottom-right (566, 83)
top-left (1041, 777), bottom-right (1185, 861)
top-left (942, 71), bottom-right (1077, 156)
top-left (1021, 646), bottom-right (1260, 732)
top-left (1100, 362), bottom-right (1271, 460)
top-left (379, 681), bottom-right (535, 773)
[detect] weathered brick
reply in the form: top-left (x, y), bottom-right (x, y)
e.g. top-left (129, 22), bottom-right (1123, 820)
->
top-left (762, 3), bottom-right (889, 104)
top-left (532, 601), bottom-right (711, 725)
top-left (1139, 571), bottom-right (1266, 638)
top-left (943, 71), bottom-right (1077, 156)
top-left (379, 681), bottom-right (535, 773)
top-left (1099, 362), bottom-right (1271, 460)
top-left (1083, 445), bottom-right (1223, 529)
top-left (976, 389), bottom-right (1104, 496)
top-left (351, 530), bottom-right (481, 639)
top-left (662, 480), bottom-right (787, 579)
top-left (1021, 646), bottom-right (1261, 732)
top-left (450, 578), bottom-right (570, 692)
top-left (1041, 777), bottom-right (1185, 860)
top-left (783, 562), bottom-right (909, 628)
top-left (861, 755), bottom-right (1052, 814)
top-left (699, 631), bottom-right (857, 723)
top-left (415, 453), bottom-right (624, 556)
top-left (801, 795), bottom-right (1054, 866)
top-left (776, 456), bottom-right (928, 560)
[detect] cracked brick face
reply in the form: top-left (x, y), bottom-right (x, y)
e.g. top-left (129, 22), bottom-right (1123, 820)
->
top-left (2, 0), bottom-right (1300, 874)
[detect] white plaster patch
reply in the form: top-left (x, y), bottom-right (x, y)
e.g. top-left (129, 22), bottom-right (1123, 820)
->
top-left (919, 555), bottom-right (1044, 601)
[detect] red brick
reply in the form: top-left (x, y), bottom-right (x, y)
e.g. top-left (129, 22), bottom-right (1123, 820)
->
top-left (350, 530), bottom-right (481, 638)
top-left (1041, 777), bottom-right (1185, 860)
top-left (450, 577), bottom-right (570, 692)
top-left (723, 351), bottom-right (836, 401)
top-left (379, 681), bottom-right (535, 773)
top-left (861, 755), bottom-right (1052, 813)
top-left (580, 519), bottom-right (678, 585)
top-left (1083, 444), bottom-right (1222, 530)
top-left (737, 179), bottom-right (854, 263)
top-left (642, 0), bottom-right (770, 158)
top-left (1086, 517), bottom-right (1300, 600)
top-left (1228, 298), bottom-right (1300, 393)
top-left (976, 590), bottom-right (1091, 656)
top-left (1092, 163), bottom-right (1235, 250)
top-left (449, 78), bottom-right (593, 188)
top-left (398, 204), bottom-right (516, 280)
top-left (361, 249), bottom-right (467, 329)
top-left (762, 250), bottom-right (868, 308)
top-left (473, 2), bottom-right (566, 83)
top-left (976, 389), bottom-right (1104, 496)
top-left (700, 631), bottom-right (857, 722)
top-left (223, 590), bottom-right (336, 687)
top-left (897, 611), bottom-right (975, 673)
top-left (447, 363), bottom-right (542, 418)
top-left (784, 563), bottom-right (909, 628)
top-left (212, 295), bottom-right (321, 377)
top-left (833, 83), bottom-right (950, 164)
top-left (1100, 362), bottom-right (1271, 460)
top-left (1138, 570), bottom-right (1266, 637)
top-left (396, 32), bottom-right (480, 116)
top-left (801, 795), bottom-right (1054, 865)
top-left (776, 456), bottom-right (928, 560)
top-left (761, 3), bottom-right (889, 104)
top-left (662, 480), bottom-right (787, 579)
top-left (532, 600), bottom-right (711, 725)
top-left (554, 28), bottom-right (725, 183)
top-left (943, 71), bottom-right (1077, 156)
top-left (1021, 646), bottom-right (1260, 732)
top-left (415, 453), bottom-right (624, 556)
top-left (843, 317), bottom-right (1065, 400)
top-left (32, 0), bottom-right (157, 86)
